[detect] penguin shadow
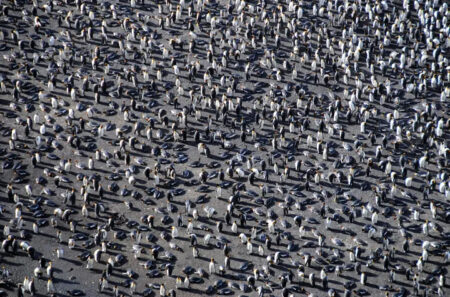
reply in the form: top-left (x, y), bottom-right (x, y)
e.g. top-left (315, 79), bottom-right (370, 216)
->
top-left (229, 255), bottom-right (250, 265)
top-left (108, 264), bottom-right (130, 278)
top-left (0, 216), bottom-right (11, 223)
top-left (426, 259), bottom-right (445, 267)
top-left (173, 236), bottom-right (190, 243)
top-left (328, 279), bottom-right (343, 287)
top-left (279, 261), bottom-right (298, 270)
top-left (61, 257), bottom-right (83, 266)
top-left (166, 199), bottom-right (185, 208)
top-left (32, 250), bottom-right (43, 260)
top-left (91, 167), bottom-right (110, 174)
top-left (395, 256), bottom-right (414, 265)
top-left (404, 224), bottom-right (422, 235)
top-left (394, 280), bottom-right (413, 288)
top-left (428, 232), bottom-right (447, 240)
top-left (269, 260), bottom-right (291, 271)
top-left (346, 220), bottom-right (366, 227)
top-left (339, 274), bottom-right (358, 282)
top-left (69, 245), bottom-right (89, 254)
top-left (365, 282), bottom-right (380, 289)
top-left (191, 255), bottom-right (209, 263)
top-left (234, 200), bottom-right (258, 210)
top-left (56, 184), bottom-right (74, 192)
top-left (0, 60), bottom-right (15, 71)
top-left (368, 266), bottom-right (387, 274)
top-left (114, 268), bottom-right (139, 280)
top-left (220, 230), bottom-right (238, 237)
top-left (0, 257), bottom-right (22, 266)
top-left (88, 267), bottom-right (104, 275)
top-left (38, 161), bottom-right (55, 168)
top-left (219, 271), bottom-right (242, 281)
top-left (101, 195), bottom-right (124, 204)
top-left (18, 139), bottom-right (34, 146)
top-left (126, 203), bottom-right (142, 212)
top-left (178, 287), bottom-right (205, 295)
top-left (80, 94), bottom-right (96, 102)
top-left (205, 153), bottom-right (227, 162)
top-left (300, 236), bottom-right (317, 242)
top-left (29, 230), bottom-right (55, 240)
top-left (408, 184), bottom-right (427, 194)
top-left (128, 151), bottom-right (149, 159)
top-left (50, 90), bottom-right (71, 98)
top-left (365, 270), bottom-right (382, 278)
top-left (228, 264), bottom-right (252, 276)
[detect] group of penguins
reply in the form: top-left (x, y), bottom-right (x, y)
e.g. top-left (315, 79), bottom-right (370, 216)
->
top-left (0, 0), bottom-right (449, 296)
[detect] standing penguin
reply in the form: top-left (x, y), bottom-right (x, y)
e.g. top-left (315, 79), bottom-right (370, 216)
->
top-left (361, 271), bottom-right (367, 285)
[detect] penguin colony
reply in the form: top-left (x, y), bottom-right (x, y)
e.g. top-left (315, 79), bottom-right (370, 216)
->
top-left (0, 0), bottom-right (448, 296)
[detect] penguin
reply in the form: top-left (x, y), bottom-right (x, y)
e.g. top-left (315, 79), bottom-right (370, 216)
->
top-left (46, 261), bottom-right (54, 278)
top-left (209, 258), bottom-right (216, 274)
top-left (361, 271), bottom-right (367, 285)
top-left (309, 273), bottom-right (315, 287)
top-left (94, 249), bottom-right (102, 263)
